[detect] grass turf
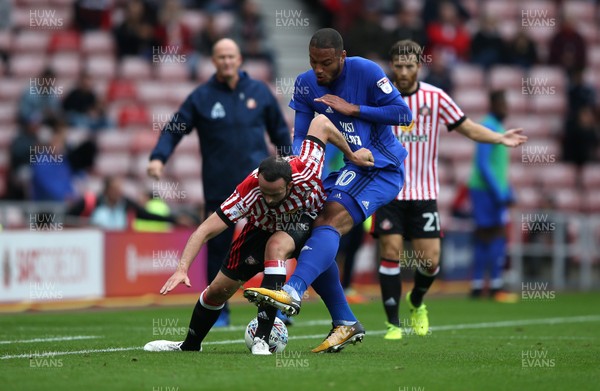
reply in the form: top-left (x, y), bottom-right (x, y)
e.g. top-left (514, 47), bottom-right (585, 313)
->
top-left (1, 292), bottom-right (599, 391)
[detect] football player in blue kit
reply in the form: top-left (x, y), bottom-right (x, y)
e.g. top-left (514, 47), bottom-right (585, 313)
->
top-left (245, 28), bottom-right (414, 353)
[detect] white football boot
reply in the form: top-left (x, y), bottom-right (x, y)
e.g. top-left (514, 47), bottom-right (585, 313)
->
top-left (250, 337), bottom-right (271, 355)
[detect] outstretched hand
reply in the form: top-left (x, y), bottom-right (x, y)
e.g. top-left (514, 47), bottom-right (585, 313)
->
top-left (160, 270), bottom-right (191, 295)
top-left (500, 128), bottom-right (527, 147)
top-left (351, 148), bottom-right (375, 167)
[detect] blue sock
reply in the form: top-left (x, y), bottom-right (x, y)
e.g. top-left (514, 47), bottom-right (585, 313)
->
top-left (312, 262), bottom-right (357, 325)
top-left (489, 237), bottom-right (506, 289)
top-left (472, 238), bottom-right (487, 290)
top-left (285, 225), bottom-right (340, 299)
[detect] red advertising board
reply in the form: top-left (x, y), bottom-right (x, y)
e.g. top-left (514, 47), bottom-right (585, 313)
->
top-left (104, 230), bottom-right (207, 297)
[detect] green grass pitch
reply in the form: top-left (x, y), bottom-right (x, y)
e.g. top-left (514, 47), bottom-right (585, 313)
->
top-left (1, 292), bottom-right (599, 391)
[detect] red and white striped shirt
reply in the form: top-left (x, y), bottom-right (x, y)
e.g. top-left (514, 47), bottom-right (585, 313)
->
top-left (219, 139), bottom-right (326, 232)
top-left (393, 82), bottom-right (465, 200)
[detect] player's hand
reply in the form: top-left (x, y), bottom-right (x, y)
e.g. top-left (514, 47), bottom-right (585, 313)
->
top-left (147, 159), bottom-right (164, 180)
top-left (314, 94), bottom-right (359, 116)
top-left (351, 148), bottom-right (375, 167)
top-left (160, 270), bottom-right (191, 295)
top-left (500, 128), bottom-right (527, 147)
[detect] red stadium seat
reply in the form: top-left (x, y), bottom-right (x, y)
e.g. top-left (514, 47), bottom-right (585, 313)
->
top-left (243, 59), bottom-right (272, 83)
top-left (528, 66), bottom-right (567, 93)
top-left (505, 90), bottom-right (531, 114)
top-left (531, 93), bottom-right (566, 115)
top-left (97, 131), bottom-right (132, 152)
top-left (85, 55), bottom-right (116, 80)
top-left (107, 79), bottom-right (137, 101)
top-left (451, 64), bottom-right (485, 88)
top-left (169, 82), bottom-right (197, 105)
top-left (514, 187), bottom-right (542, 210)
top-left (553, 189), bottom-right (581, 212)
top-left (582, 164), bottom-right (600, 189)
top-left (183, 178), bottom-right (205, 205)
top-left (562, 1), bottom-right (596, 23)
top-left (583, 192), bottom-right (600, 213)
top-left (170, 154), bottom-right (202, 180)
top-left (483, 1), bottom-right (518, 19)
top-left (0, 103), bottom-right (16, 125)
top-left (12, 31), bottom-right (49, 53)
top-left (452, 88), bottom-right (489, 113)
top-left (118, 104), bottom-right (149, 127)
top-left (81, 31), bottom-right (114, 54)
top-left (137, 81), bottom-right (168, 105)
top-left (196, 60), bottom-right (216, 83)
top-left (131, 131), bottom-right (159, 154)
top-left (119, 56), bottom-right (152, 80)
top-left (48, 31), bottom-right (81, 53)
top-left (489, 66), bottom-right (525, 90)
top-left (49, 53), bottom-right (81, 78)
top-left (180, 11), bottom-right (207, 34)
top-left (0, 126), bottom-right (16, 149)
top-left (536, 163), bottom-right (577, 189)
top-left (0, 79), bottom-right (27, 102)
top-left (10, 54), bottom-right (48, 77)
top-left (94, 152), bottom-right (132, 176)
top-left (505, 115), bottom-right (552, 138)
top-left (156, 61), bottom-right (189, 81)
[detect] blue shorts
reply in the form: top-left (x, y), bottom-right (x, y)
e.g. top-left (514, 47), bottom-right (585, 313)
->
top-left (469, 188), bottom-right (508, 228)
top-left (323, 163), bottom-right (405, 225)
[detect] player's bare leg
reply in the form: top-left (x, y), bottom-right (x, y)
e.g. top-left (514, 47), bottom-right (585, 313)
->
top-left (145, 272), bottom-right (241, 352)
top-left (378, 233), bottom-right (404, 339)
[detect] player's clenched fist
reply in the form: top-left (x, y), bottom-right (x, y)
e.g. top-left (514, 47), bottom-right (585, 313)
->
top-left (350, 148), bottom-right (375, 167)
top-left (147, 159), bottom-right (164, 180)
top-left (160, 270), bottom-right (191, 295)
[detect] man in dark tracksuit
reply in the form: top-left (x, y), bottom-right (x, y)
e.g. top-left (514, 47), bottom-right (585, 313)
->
top-left (148, 38), bottom-right (291, 326)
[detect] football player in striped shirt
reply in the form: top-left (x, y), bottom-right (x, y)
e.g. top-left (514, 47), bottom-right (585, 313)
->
top-left (373, 40), bottom-right (527, 340)
top-left (143, 114), bottom-right (374, 355)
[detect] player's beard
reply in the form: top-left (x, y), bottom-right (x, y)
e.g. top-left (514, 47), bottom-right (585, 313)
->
top-left (316, 62), bottom-right (343, 86)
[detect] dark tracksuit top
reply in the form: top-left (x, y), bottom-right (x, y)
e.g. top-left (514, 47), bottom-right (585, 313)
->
top-left (150, 71), bottom-right (292, 205)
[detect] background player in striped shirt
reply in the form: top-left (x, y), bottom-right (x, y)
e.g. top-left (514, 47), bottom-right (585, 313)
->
top-left (373, 40), bottom-right (527, 340)
top-left (144, 114), bottom-right (374, 355)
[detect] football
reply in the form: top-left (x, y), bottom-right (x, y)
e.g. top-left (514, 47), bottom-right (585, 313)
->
top-left (244, 317), bottom-right (288, 353)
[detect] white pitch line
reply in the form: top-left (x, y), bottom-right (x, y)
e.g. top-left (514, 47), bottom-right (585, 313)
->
top-left (2, 314), bottom-right (599, 360)
top-left (0, 336), bottom-right (101, 345)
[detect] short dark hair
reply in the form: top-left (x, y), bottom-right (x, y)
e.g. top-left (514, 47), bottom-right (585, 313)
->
top-left (489, 90), bottom-right (505, 106)
top-left (389, 39), bottom-right (422, 62)
top-left (258, 156), bottom-right (292, 184)
top-left (309, 28), bottom-right (343, 53)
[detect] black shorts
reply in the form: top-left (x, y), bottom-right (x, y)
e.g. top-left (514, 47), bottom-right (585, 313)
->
top-left (372, 199), bottom-right (441, 239)
top-left (220, 213), bottom-right (315, 281)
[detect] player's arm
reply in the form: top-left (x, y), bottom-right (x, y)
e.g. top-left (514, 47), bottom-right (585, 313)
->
top-left (292, 110), bottom-right (313, 154)
top-left (455, 118), bottom-right (527, 147)
top-left (314, 93), bottom-right (412, 126)
top-left (307, 114), bottom-right (374, 167)
top-left (160, 212), bottom-right (228, 294)
top-left (148, 95), bottom-right (196, 180)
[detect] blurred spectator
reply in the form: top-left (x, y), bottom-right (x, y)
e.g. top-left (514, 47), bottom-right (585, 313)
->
top-left (133, 191), bottom-right (174, 232)
top-left (345, 10), bottom-right (389, 60)
top-left (421, 0), bottom-right (469, 31)
top-left (73, 0), bottom-right (112, 31)
top-left (30, 120), bottom-right (76, 202)
top-left (62, 73), bottom-right (111, 131)
top-left (548, 17), bottom-right (587, 73)
top-left (67, 176), bottom-right (192, 230)
top-left (192, 13), bottom-right (224, 57)
top-left (113, 0), bottom-right (157, 59)
top-left (423, 50), bottom-right (454, 94)
top-left (233, 0), bottom-right (275, 67)
top-left (426, 1), bottom-right (471, 63)
top-left (390, 4), bottom-right (427, 48)
top-left (17, 68), bottom-right (62, 127)
top-left (155, 0), bottom-right (193, 53)
top-left (0, 0), bottom-right (11, 66)
top-left (505, 31), bottom-right (538, 69)
top-left (562, 105), bottom-right (599, 173)
top-left (6, 120), bottom-right (41, 200)
top-left (470, 15), bottom-right (505, 70)
top-left (567, 68), bottom-right (596, 122)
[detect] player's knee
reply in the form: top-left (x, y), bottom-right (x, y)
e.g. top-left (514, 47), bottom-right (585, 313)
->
top-left (381, 244), bottom-right (401, 260)
top-left (265, 236), bottom-right (294, 260)
top-left (205, 283), bottom-right (235, 305)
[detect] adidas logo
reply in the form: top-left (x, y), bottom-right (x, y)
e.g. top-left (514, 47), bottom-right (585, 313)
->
top-left (325, 106), bottom-right (333, 113)
top-left (361, 200), bottom-right (370, 209)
